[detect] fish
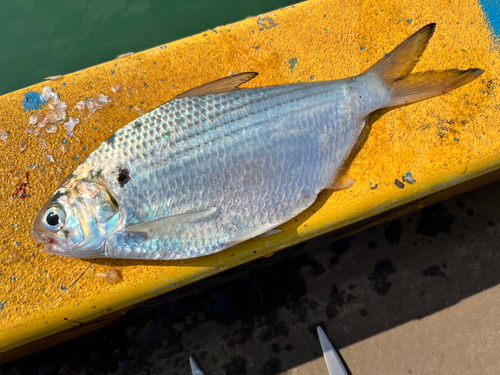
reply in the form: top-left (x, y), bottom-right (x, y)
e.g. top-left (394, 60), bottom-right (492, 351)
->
top-left (32, 23), bottom-right (483, 260)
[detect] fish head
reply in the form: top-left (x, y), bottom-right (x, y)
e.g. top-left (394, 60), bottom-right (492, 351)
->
top-left (32, 178), bottom-right (123, 258)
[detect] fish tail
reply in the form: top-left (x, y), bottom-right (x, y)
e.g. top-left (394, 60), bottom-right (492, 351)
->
top-left (364, 23), bottom-right (484, 107)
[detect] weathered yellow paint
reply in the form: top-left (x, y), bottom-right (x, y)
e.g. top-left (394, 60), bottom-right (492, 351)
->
top-left (0, 0), bottom-right (498, 356)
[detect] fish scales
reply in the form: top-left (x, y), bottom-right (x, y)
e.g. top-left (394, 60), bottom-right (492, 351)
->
top-left (79, 80), bottom-right (377, 259)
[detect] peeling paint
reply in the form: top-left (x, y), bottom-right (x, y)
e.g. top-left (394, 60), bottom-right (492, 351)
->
top-left (116, 52), bottom-right (134, 59)
top-left (76, 94), bottom-right (111, 117)
top-left (22, 91), bottom-right (46, 112)
top-left (0, 129), bottom-right (8, 143)
top-left (17, 139), bottom-right (28, 153)
top-left (105, 269), bottom-right (123, 284)
top-left (27, 87), bottom-right (68, 133)
top-left (64, 118), bottom-right (80, 137)
top-left (257, 17), bottom-right (278, 29)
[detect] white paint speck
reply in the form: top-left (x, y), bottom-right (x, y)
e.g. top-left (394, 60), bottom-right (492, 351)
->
top-left (0, 129), bottom-right (8, 143)
top-left (29, 87), bottom-right (68, 132)
top-left (76, 94), bottom-right (111, 119)
top-left (112, 84), bottom-right (122, 92)
top-left (64, 117), bottom-right (80, 137)
top-left (46, 125), bottom-right (58, 133)
top-left (116, 52), bottom-right (134, 59)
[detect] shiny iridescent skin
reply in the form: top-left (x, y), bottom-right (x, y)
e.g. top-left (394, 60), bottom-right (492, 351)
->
top-left (32, 24), bottom-right (485, 260)
top-left (65, 74), bottom-right (388, 259)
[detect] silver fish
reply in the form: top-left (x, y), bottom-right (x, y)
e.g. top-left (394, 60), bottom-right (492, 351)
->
top-left (32, 24), bottom-right (483, 259)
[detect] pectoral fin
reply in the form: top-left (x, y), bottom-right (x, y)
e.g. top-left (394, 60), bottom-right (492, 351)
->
top-left (125, 207), bottom-right (217, 238)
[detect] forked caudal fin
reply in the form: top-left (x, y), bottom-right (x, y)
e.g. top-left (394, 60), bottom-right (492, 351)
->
top-left (363, 23), bottom-right (484, 107)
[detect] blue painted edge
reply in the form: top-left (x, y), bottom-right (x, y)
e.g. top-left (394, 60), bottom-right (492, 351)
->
top-left (478, 0), bottom-right (500, 40)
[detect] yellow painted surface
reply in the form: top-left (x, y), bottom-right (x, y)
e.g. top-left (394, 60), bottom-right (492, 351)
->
top-left (0, 0), bottom-right (498, 354)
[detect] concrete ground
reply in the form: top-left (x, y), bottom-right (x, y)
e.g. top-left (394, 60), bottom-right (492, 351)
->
top-left (2, 180), bottom-right (500, 375)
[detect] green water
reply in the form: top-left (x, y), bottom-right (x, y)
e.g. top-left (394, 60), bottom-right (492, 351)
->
top-left (0, 0), bottom-right (296, 96)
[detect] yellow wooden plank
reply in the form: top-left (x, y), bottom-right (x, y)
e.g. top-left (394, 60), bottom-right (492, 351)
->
top-left (0, 0), bottom-right (498, 356)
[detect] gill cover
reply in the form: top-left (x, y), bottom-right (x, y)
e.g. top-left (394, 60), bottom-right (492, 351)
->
top-left (32, 176), bottom-right (124, 258)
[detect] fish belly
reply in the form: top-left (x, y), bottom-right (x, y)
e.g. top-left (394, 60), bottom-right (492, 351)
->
top-left (85, 79), bottom-right (385, 259)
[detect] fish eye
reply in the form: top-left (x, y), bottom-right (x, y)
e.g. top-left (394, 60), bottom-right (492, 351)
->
top-left (43, 207), bottom-right (66, 231)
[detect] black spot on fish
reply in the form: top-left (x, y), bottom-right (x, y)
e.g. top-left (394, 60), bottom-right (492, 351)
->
top-left (371, 183), bottom-right (378, 190)
top-left (368, 259), bottom-right (396, 296)
top-left (457, 199), bottom-right (466, 208)
top-left (117, 166), bottom-right (131, 188)
top-left (384, 219), bottom-right (403, 244)
top-left (368, 240), bottom-right (378, 249)
top-left (416, 203), bottom-right (455, 237)
top-left (360, 309), bottom-right (368, 317)
top-left (51, 190), bottom-right (66, 202)
top-left (466, 208), bottom-right (474, 216)
top-left (284, 343), bottom-right (294, 352)
top-left (488, 220), bottom-right (496, 226)
top-left (105, 132), bottom-right (116, 145)
top-left (395, 179), bottom-right (405, 188)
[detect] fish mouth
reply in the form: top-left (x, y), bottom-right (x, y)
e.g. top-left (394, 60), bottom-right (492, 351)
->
top-left (42, 239), bottom-right (73, 257)
top-left (43, 242), bottom-right (64, 255)
top-left (32, 229), bottom-right (51, 244)
top-left (33, 232), bottom-right (68, 256)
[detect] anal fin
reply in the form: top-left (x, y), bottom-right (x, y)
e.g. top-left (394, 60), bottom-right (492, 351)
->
top-left (226, 224), bottom-right (280, 248)
top-left (325, 176), bottom-right (357, 191)
top-left (257, 229), bottom-right (283, 238)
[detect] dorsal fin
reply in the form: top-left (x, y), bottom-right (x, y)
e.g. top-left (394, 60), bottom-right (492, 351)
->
top-left (176, 72), bottom-right (258, 99)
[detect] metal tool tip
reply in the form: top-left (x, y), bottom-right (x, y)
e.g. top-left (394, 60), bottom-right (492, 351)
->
top-left (189, 355), bottom-right (204, 375)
